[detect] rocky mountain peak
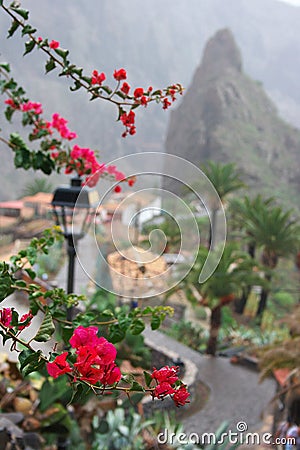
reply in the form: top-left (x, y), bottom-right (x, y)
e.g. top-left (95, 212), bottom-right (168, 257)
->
top-left (200, 28), bottom-right (242, 79)
top-left (164, 29), bottom-right (300, 209)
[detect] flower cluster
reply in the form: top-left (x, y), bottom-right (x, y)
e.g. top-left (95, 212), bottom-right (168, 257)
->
top-left (0, 308), bottom-right (12, 327)
top-left (3, 97), bottom-right (135, 190)
top-left (89, 67), bottom-right (183, 137)
top-left (151, 365), bottom-right (190, 407)
top-left (47, 326), bottom-right (122, 386)
top-left (0, 308), bottom-right (33, 331)
top-left (51, 113), bottom-right (77, 140)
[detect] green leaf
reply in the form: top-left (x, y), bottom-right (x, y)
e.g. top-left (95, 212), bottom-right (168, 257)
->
top-left (7, 20), bottom-right (19, 38)
top-left (129, 318), bottom-right (145, 335)
top-left (0, 63), bottom-right (10, 73)
top-left (143, 370), bottom-right (153, 387)
top-left (69, 383), bottom-right (91, 404)
top-left (0, 265), bottom-right (14, 302)
top-left (4, 107), bottom-right (14, 122)
top-left (151, 315), bottom-right (161, 330)
top-left (108, 324), bottom-right (125, 343)
top-left (39, 377), bottom-right (72, 412)
top-left (54, 48), bottom-right (69, 60)
top-left (23, 40), bottom-right (35, 56)
top-left (19, 349), bottom-right (45, 376)
top-left (25, 268), bottom-right (36, 279)
top-left (19, 349), bottom-right (40, 370)
top-left (129, 381), bottom-right (144, 392)
top-left (45, 58), bottom-right (56, 73)
top-left (14, 148), bottom-right (31, 170)
top-left (14, 280), bottom-right (27, 288)
top-left (117, 315), bottom-right (131, 332)
top-left (34, 311), bottom-right (55, 342)
top-left (21, 25), bottom-right (36, 36)
top-left (142, 306), bottom-right (153, 315)
top-left (101, 85), bottom-right (113, 95)
top-left (70, 80), bottom-right (82, 92)
top-left (11, 7), bottom-right (29, 20)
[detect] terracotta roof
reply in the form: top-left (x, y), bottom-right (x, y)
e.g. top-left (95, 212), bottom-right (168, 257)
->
top-left (273, 368), bottom-right (291, 386)
top-left (21, 192), bottom-right (53, 204)
top-left (0, 200), bottom-right (23, 209)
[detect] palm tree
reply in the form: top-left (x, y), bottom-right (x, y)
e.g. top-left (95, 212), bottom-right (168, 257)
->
top-left (22, 177), bottom-right (53, 196)
top-left (245, 206), bottom-right (300, 318)
top-left (185, 243), bottom-right (261, 355)
top-left (228, 195), bottom-right (275, 314)
top-left (201, 161), bottom-right (245, 249)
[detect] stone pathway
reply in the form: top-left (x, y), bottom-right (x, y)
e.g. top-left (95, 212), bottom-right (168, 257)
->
top-left (144, 326), bottom-right (276, 446)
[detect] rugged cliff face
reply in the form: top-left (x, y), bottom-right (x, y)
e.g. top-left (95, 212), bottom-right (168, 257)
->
top-left (165, 29), bottom-right (300, 208)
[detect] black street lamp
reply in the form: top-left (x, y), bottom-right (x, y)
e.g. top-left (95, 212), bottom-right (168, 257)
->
top-left (51, 177), bottom-right (99, 319)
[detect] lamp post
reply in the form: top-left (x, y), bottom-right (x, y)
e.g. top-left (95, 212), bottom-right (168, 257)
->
top-left (51, 177), bottom-right (99, 320)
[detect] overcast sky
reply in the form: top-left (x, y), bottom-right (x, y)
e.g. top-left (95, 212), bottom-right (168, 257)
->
top-left (278, 0), bottom-right (300, 5)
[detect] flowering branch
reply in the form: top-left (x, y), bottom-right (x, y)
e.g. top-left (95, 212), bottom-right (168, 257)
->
top-left (0, 1), bottom-right (183, 137)
top-left (0, 64), bottom-right (136, 188)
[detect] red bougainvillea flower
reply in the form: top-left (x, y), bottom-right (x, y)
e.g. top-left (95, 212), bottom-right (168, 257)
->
top-left (120, 82), bottom-right (130, 95)
top-left (140, 96), bottom-right (148, 107)
top-left (113, 68), bottom-right (127, 81)
top-left (120, 110), bottom-right (135, 127)
top-left (49, 40), bottom-right (60, 49)
top-left (151, 365), bottom-right (179, 385)
top-left (100, 364), bottom-right (122, 385)
top-left (18, 311), bottom-right (33, 331)
top-left (74, 345), bottom-right (104, 384)
top-left (70, 325), bottom-right (99, 349)
top-left (173, 385), bottom-right (190, 407)
top-left (153, 381), bottom-right (176, 399)
top-left (0, 308), bottom-right (13, 327)
top-left (133, 87), bottom-right (144, 98)
top-left (4, 98), bottom-right (18, 109)
top-left (95, 336), bottom-right (117, 365)
top-left (114, 185), bottom-right (122, 193)
top-left (162, 97), bottom-right (172, 110)
top-left (91, 70), bottom-right (106, 85)
top-left (47, 352), bottom-right (72, 378)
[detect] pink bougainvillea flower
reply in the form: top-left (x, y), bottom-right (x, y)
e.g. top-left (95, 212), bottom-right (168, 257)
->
top-left (70, 325), bottom-right (99, 349)
top-left (113, 68), bottom-right (127, 81)
top-left (0, 308), bottom-right (13, 327)
top-left (49, 40), bottom-right (60, 49)
top-left (18, 311), bottom-right (33, 331)
top-left (20, 101), bottom-right (43, 115)
top-left (95, 336), bottom-right (117, 365)
top-left (172, 386), bottom-right (190, 407)
top-left (47, 352), bottom-right (72, 378)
